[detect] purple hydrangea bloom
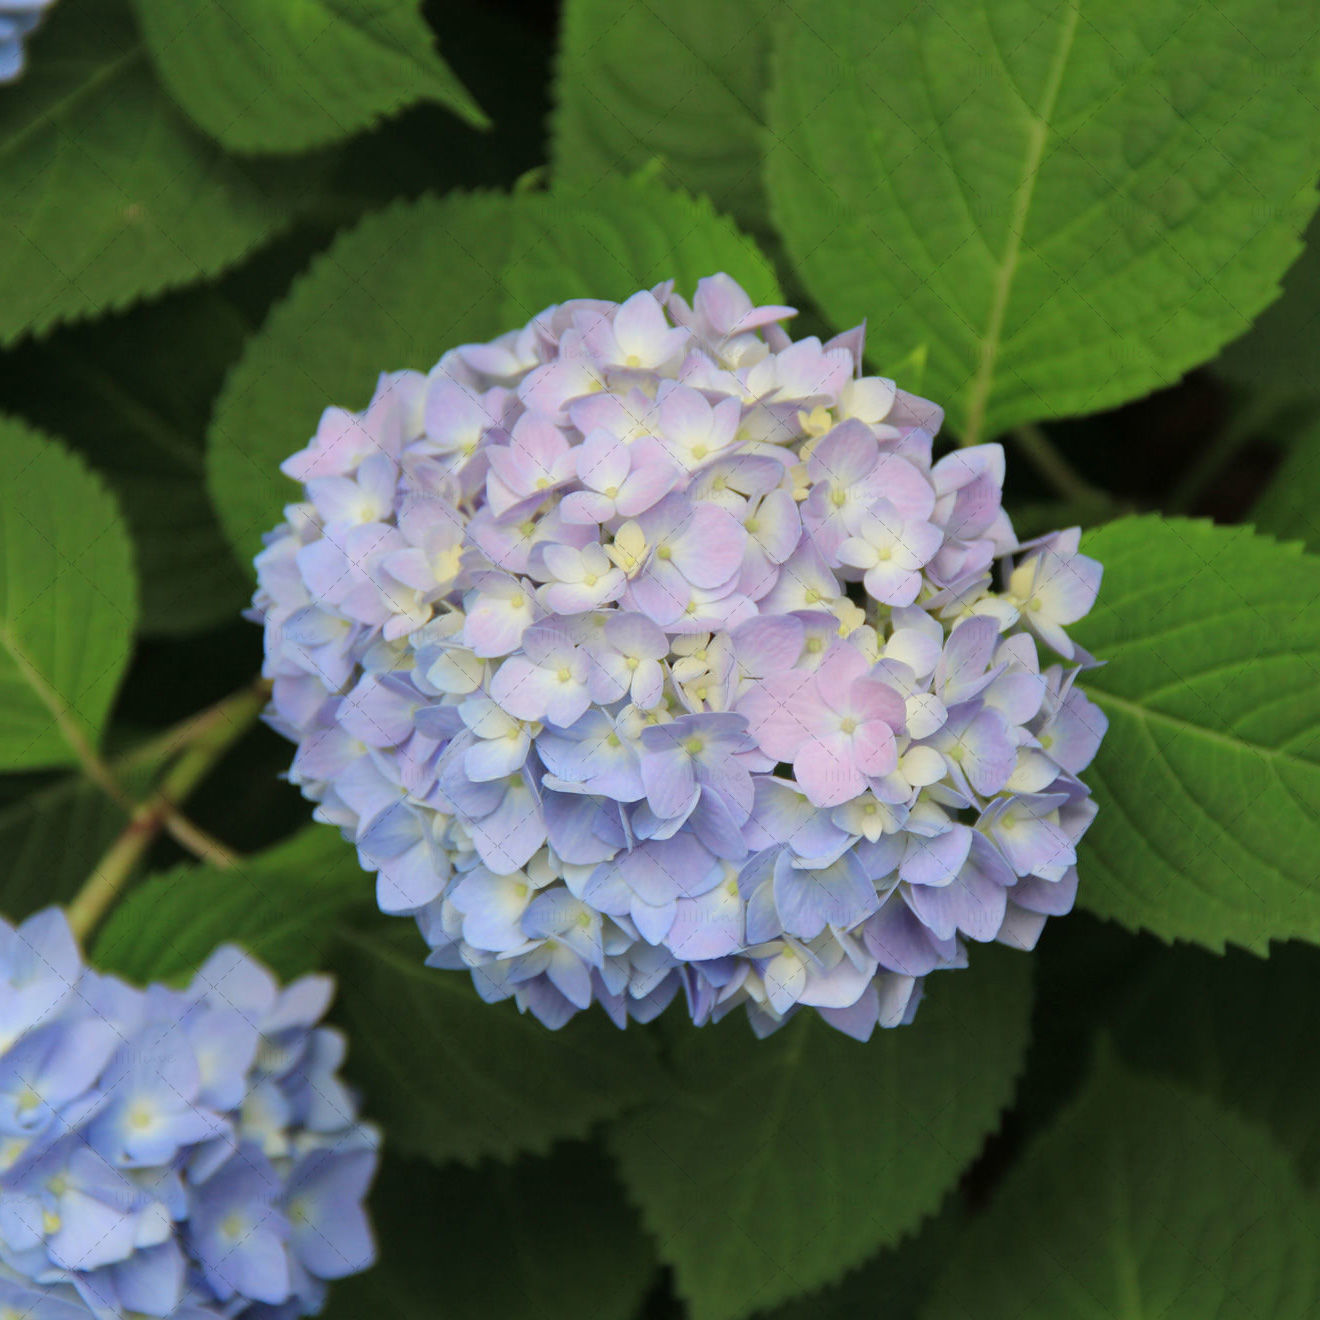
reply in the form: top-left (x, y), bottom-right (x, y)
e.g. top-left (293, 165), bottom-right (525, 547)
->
top-left (0, 909), bottom-right (377, 1317)
top-left (253, 273), bottom-right (1107, 1041)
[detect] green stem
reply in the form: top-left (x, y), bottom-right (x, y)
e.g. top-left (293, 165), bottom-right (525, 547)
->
top-left (65, 799), bottom-right (166, 942)
top-left (1012, 423), bottom-right (1110, 505)
top-left (145, 681), bottom-right (270, 861)
top-left (65, 682), bottom-right (268, 941)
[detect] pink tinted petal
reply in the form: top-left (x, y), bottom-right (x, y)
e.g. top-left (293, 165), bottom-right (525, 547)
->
top-left (616, 458), bottom-right (681, 517)
top-left (836, 536), bottom-right (876, 571)
top-left (731, 614), bottom-right (805, 676)
top-left (519, 358), bottom-right (606, 416)
top-left (932, 443), bottom-right (1004, 498)
top-left (587, 652), bottom-right (630, 703)
top-left (737, 670), bottom-right (819, 759)
top-left (626, 569), bottom-right (689, 626)
top-left (813, 643), bottom-right (869, 697)
top-left (542, 579), bottom-right (623, 614)
top-left (795, 733), bottom-right (865, 808)
top-left (605, 611), bottom-right (667, 657)
top-left (753, 490), bottom-right (802, 563)
top-left (847, 676), bottom-right (906, 728)
top-left (658, 382), bottom-right (713, 440)
top-left (808, 419), bottom-right (876, 485)
top-left (852, 721), bottom-right (898, 778)
top-left (560, 490), bottom-right (616, 524)
top-left (670, 505), bottom-right (746, 588)
top-left (424, 380), bottom-right (488, 445)
top-left (539, 543), bottom-right (584, 583)
top-left (892, 520), bottom-right (944, 570)
top-left (861, 453), bottom-right (936, 521)
top-left (282, 407), bottom-right (365, 479)
top-left (694, 273), bottom-right (795, 336)
top-left (576, 429), bottom-right (631, 489)
top-left (937, 616), bottom-right (1000, 693)
top-left (614, 291), bottom-right (675, 357)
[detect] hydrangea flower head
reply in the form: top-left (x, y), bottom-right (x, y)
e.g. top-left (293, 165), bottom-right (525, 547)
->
top-left (0, 908), bottom-right (377, 1317)
top-left (254, 273), bottom-right (1106, 1040)
top-left (0, 0), bottom-right (55, 82)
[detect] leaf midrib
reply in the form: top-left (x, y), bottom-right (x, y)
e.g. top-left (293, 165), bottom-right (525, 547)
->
top-left (961, 0), bottom-right (1081, 445)
top-left (0, 617), bottom-right (93, 763)
top-left (1, 48), bottom-right (142, 163)
top-left (1090, 687), bottom-right (1320, 771)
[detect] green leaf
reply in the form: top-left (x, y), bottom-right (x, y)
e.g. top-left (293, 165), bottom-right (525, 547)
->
top-left (0, 0), bottom-right (304, 344)
top-left (550, 0), bottom-right (784, 229)
top-left (1217, 213), bottom-right (1320, 403)
top-left (0, 417), bottom-right (136, 771)
top-left (1072, 516), bottom-right (1320, 953)
top-left (0, 739), bottom-right (170, 921)
top-left (333, 927), bottom-right (665, 1166)
top-left (208, 180), bottom-right (778, 567)
top-left (92, 826), bottom-right (372, 982)
top-left (323, 1144), bottom-right (655, 1320)
top-left (501, 175), bottom-right (781, 326)
top-left (763, 1195), bottom-right (964, 1320)
top-left (1251, 417), bottom-right (1320, 554)
top-left (766, 0), bottom-right (1320, 442)
top-left (920, 1055), bottom-right (1320, 1320)
top-left (207, 191), bottom-right (516, 567)
top-left (1110, 941), bottom-right (1320, 1188)
top-left (7, 287), bottom-right (253, 635)
top-left (132, 0), bottom-right (487, 155)
top-left (609, 946), bottom-right (1032, 1320)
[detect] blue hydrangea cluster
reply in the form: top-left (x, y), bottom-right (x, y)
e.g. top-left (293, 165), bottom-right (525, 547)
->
top-left (0, 1), bottom-right (54, 82)
top-left (253, 273), bottom-right (1107, 1040)
top-left (0, 908), bottom-right (377, 1318)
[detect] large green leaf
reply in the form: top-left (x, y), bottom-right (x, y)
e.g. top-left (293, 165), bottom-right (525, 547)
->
top-left (8, 287), bottom-right (253, 635)
top-left (1251, 417), bottom-right (1320, 554)
top-left (920, 1056), bottom-right (1320, 1320)
top-left (766, 0), bottom-right (1320, 442)
top-left (1111, 941), bottom-right (1320, 1188)
top-left (764, 1196), bottom-right (964, 1320)
top-left (609, 947), bottom-right (1032, 1320)
top-left (1217, 214), bottom-right (1320, 403)
top-left (333, 927), bottom-right (665, 1166)
top-left (0, 0), bottom-right (304, 343)
top-left (501, 175), bottom-right (781, 326)
top-left (208, 180), bottom-right (778, 568)
top-left (550, 0), bottom-right (784, 229)
top-left (207, 191), bottom-right (516, 567)
top-left (323, 1144), bottom-right (655, 1320)
top-left (1073, 516), bottom-right (1320, 953)
top-left (92, 826), bottom-right (373, 982)
top-left (0, 418), bottom-right (136, 771)
top-left (132, 0), bottom-right (486, 155)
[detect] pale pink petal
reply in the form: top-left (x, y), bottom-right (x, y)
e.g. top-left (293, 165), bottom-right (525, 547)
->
top-left (795, 733), bottom-right (865, 807)
top-left (671, 504), bottom-right (747, 588)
